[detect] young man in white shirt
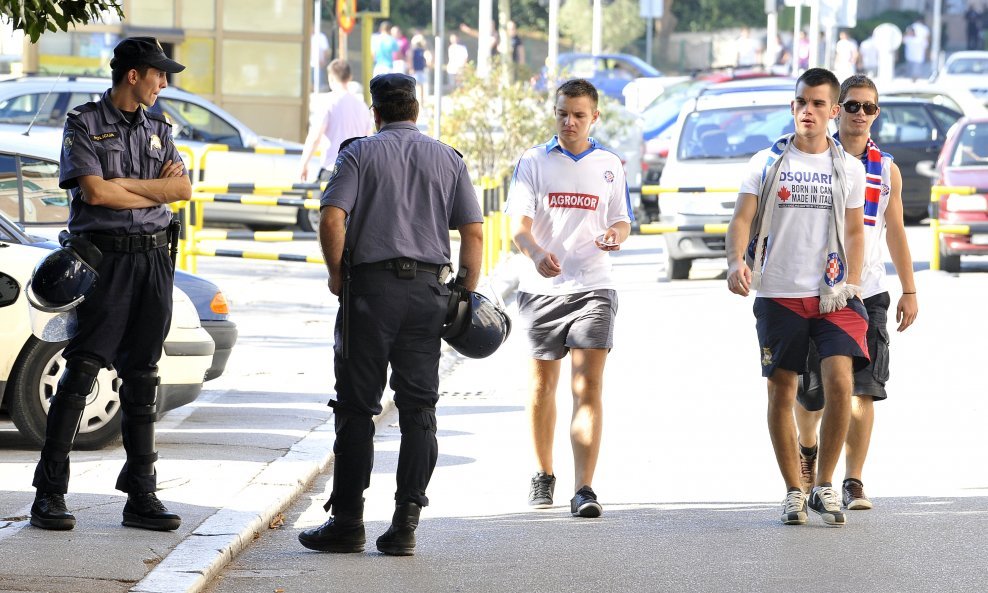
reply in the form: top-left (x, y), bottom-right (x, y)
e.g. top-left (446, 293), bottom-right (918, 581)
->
top-left (794, 74), bottom-right (918, 511)
top-left (506, 78), bottom-right (632, 518)
top-left (725, 68), bottom-right (868, 527)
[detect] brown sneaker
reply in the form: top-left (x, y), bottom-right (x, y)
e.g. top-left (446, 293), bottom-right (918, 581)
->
top-left (842, 478), bottom-right (873, 510)
top-left (799, 446), bottom-right (817, 494)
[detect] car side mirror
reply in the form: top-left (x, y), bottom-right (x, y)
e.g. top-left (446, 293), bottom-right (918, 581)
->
top-left (915, 160), bottom-right (938, 179)
top-left (0, 271), bottom-right (21, 308)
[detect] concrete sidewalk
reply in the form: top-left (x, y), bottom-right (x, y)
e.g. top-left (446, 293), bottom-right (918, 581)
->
top-left (0, 250), bottom-right (521, 593)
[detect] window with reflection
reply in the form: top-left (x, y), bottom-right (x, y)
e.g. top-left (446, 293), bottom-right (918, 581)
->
top-left (20, 156), bottom-right (69, 224)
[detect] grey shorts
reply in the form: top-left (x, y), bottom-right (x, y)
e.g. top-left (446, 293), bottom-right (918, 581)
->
top-left (516, 289), bottom-right (617, 360)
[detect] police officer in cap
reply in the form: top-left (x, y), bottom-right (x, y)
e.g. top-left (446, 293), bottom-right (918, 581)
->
top-left (30, 37), bottom-right (191, 531)
top-left (298, 73), bottom-right (484, 555)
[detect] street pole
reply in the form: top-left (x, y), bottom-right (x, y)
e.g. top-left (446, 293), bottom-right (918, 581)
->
top-left (477, 0), bottom-right (492, 77)
top-left (646, 17), bottom-right (654, 66)
top-left (792, 0), bottom-right (802, 76)
top-left (932, 0), bottom-right (943, 72)
top-left (433, 0), bottom-right (445, 139)
top-left (592, 0), bottom-right (602, 55)
top-left (808, 0), bottom-right (820, 68)
top-left (548, 0), bottom-right (559, 86)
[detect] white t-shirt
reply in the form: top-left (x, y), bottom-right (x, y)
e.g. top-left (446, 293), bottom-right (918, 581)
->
top-left (447, 43), bottom-right (468, 74)
top-left (739, 145), bottom-right (866, 298)
top-left (859, 151), bottom-right (895, 298)
top-left (315, 91), bottom-right (373, 170)
top-left (505, 137), bottom-right (632, 296)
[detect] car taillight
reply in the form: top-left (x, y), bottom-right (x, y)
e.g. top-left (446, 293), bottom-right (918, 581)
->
top-left (658, 147), bottom-right (669, 158)
top-left (210, 292), bottom-right (230, 315)
top-left (944, 193), bottom-right (988, 212)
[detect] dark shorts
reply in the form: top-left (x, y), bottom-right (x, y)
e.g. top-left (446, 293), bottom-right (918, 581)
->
top-left (754, 296), bottom-right (869, 379)
top-left (517, 289), bottom-right (617, 360)
top-left (797, 292), bottom-right (891, 410)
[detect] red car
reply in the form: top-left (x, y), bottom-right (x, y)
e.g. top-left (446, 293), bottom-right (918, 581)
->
top-left (933, 116), bottom-right (988, 272)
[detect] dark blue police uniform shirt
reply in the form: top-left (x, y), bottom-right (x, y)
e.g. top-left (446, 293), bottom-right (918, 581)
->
top-left (59, 89), bottom-right (181, 234)
top-left (321, 122), bottom-right (483, 267)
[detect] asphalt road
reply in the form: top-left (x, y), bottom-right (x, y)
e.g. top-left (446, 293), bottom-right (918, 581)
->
top-left (198, 228), bottom-right (988, 593)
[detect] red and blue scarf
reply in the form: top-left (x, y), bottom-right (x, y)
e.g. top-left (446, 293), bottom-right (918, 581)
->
top-left (835, 133), bottom-right (883, 227)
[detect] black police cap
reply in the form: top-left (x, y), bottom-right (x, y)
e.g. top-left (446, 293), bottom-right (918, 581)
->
top-left (110, 37), bottom-right (185, 74)
top-left (369, 73), bottom-right (416, 105)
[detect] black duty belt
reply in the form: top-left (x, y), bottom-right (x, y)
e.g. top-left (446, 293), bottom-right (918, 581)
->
top-left (356, 258), bottom-right (452, 281)
top-left (81, 230), bottom-right (169, 253)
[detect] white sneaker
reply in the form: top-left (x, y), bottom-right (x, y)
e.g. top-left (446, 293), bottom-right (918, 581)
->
top-left (781, 489), bottom-right (807, 525)
top-left (808, 485), bottom-right (846, 527)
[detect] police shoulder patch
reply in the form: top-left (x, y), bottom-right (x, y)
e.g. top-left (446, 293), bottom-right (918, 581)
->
top-left (438, 140), bottom-right (463, 158)
top-left (338, 136), bottom-right (365, 153)
top-left (66, 102), bottom-right (98, 119)
top-left (144, 109), bottom-right (169, 125)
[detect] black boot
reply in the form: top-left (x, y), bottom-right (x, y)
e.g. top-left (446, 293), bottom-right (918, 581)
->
top-left (298, 506), bottom-right (365, 553)
top-left (122, 492), bottom-right (182, 531)
top-left (376, 503), bottom-right (421, 556)
top-left (30, 492), bottom-right (76, 531)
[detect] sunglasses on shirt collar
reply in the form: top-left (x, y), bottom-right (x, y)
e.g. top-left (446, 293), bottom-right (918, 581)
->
top-left (841, 100), bottom-right (879, 115)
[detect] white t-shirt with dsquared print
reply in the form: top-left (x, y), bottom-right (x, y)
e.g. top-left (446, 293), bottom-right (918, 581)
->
top-left (739, 144), bottom-right (865, 297)
top-left (505, 136), bottom-right (633, 296)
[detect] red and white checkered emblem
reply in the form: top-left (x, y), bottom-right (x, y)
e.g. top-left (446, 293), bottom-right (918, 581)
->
top-left (824, 252), bottom-right (845, 287)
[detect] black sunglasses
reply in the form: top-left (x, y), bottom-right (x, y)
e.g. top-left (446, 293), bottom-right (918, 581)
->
top-left (842, 100), bottom-right (879, 115)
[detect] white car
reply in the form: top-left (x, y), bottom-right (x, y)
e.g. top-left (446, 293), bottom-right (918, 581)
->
top-left (881, 79), bottom-right (988, 117)
top-left (933, 51), bottom-right (988, 106)
top-left (0, 214), bottom-right (214, 449)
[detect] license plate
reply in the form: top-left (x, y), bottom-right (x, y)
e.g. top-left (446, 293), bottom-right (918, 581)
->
top-left (972, 235), bottom-right (988, 245)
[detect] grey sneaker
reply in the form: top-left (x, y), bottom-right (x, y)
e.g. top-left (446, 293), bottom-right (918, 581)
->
top-left (842, 478), bottom-right (873, 510)
top-left (781, 488), bottom-right (807, 525)
top-left (808, 485), bottom-right (846, 527)
top-left (528, 472), bottom-right (555, 508)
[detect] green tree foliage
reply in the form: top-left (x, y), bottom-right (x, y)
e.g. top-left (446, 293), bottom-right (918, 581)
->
top-left (440, 61), bottom-right (553, 181)
top-left (673, 0), bottom-right (765, 32)
top-left (559, 0), bottom-right (646, 53)
top-left (0, 0), bottom-right (124, 42)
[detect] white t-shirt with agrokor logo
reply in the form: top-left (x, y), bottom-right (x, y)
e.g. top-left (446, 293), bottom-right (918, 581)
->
top-left (505, 136), bottom-right (633, 296)
top-left (739, 144), bottom-right (866, 298)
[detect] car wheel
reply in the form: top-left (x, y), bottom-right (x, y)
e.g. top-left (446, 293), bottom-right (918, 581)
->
top-left (296, 206), bottom-right (321, 234)
top-left (8, 337), bottom-right (122, 450)
top-left (667, 257), bottom-right (692, 280)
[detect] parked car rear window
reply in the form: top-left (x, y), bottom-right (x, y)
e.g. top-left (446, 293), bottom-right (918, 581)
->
top-left (678, 106), bottom-right (793, 161)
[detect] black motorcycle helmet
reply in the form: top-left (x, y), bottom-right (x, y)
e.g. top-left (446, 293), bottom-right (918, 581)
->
top-left (26, 246), bottom-right (99, 341)
top-left (442, 291), bottom-right (512, 359)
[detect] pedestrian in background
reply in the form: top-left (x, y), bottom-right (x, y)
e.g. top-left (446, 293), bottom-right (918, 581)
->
top-left (965, 3), bottom-right (983, 50)
top-left (299, 59), bottom-right (374, 183)
top-left (391, 25), bottom-right (409, 74)
top-left (446, 33), bottom-right (469, 90)
top-left (902, 26), bottom-right (927, 80)
top-left (30, 36), bottom-right (191, 532)
top-left (725, 68), bottom-right (867, 528)
top-left (506, 78), bottom-right (632, 519)
top-left (736, 27), bottom-right (762, 68)
top-left (409, 33), bottom-right (432, 101)
top-left (297, 73), bottom-right (483, 556)
top-left (372, 21), bottom-right (397, 76)
top-left (794, 74), bottom-right (918, 511)
top-left (833, 30), bottom-right (859, 82)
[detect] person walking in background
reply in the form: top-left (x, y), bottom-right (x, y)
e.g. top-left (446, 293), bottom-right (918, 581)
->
top-left (409, 33), bottom-right (432, 101)
top-left (446, 33), bottom-right (468, 90)
top-left (794, 74), bottom-right (918, 511)
top-left (297, 73), bottom-right (483, 556)
top-left (725, 68), bottom-right (867, 528)
top-left (965, 3), bottom-right (983, 50)
top-left (796, 31), bottom-right (811, 71)
top-left (30, 37), bottom-right (191, 532)
top-left (299, 59), bottom-right (374, 183)
top-left (736, 27), bottom-right (762, 68)
top-left (902, 26), bottom-right (927, 80)
top-left (372, 22), bottom-right (397, 76)
top-left (833, 30), bottom-right (859, 82)
top-left (506, 78), bottom-right (633, 519)
top-left (858, 35), bottom-right (879, 78)
top-left (391, 25), bottom-right (409, 74)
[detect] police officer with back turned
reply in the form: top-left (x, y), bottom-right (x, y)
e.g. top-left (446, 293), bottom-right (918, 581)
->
top-left (30, 37), bottom-right (192, 532)
top-left (298, 73), bottom-right (484, 556)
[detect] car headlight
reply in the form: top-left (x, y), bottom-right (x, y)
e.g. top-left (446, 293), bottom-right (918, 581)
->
top-left (945, 193), bottom-right (988, 212)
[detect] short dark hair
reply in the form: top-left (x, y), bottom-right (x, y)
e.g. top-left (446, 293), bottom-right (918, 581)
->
top-left (373, 97), bottom-right (419, 124)
top-left (556, 78), bottom-right (598, 109)
top-left (795, 67), bottom-right (840, 104)
top-left (111, 64), bottom-right (150, 86)
top-left (838, 74), bottom-right (879, 104)
top-left (328, 59), bottom-right (351, 83)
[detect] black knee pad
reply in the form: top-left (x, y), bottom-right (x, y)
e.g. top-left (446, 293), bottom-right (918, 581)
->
top-left (334, 413), bottom-right (375, 444)
top-left (398, 407), bottom-right (437, 434)
top-left (120, 371), bottom-right (160, 418)
top-left (56, 356), bottom-right (102, 401)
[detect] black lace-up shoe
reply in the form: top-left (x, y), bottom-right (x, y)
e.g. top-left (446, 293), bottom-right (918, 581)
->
top-left (122, 492), bottom-right (182, 531)
top-left (298, 516), bottom-right (366, 553)
top-left (30, 492), bottom-right (75, 531)
top-left (570, 486), bottom-right (602, 518)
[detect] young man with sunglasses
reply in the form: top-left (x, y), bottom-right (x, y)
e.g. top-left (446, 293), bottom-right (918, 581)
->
top-left (726, 68), bottom-right (868, 527)
top-left (794, 75), bottom-right (919, 510)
